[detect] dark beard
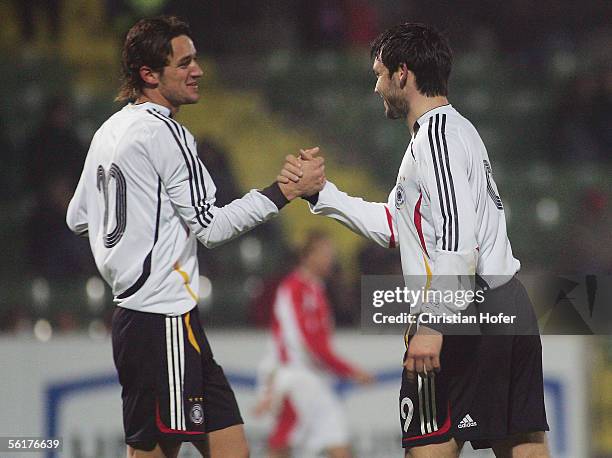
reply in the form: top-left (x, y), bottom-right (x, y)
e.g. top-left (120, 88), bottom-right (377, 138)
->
top-left (385, 96), bottom-right (407, 120)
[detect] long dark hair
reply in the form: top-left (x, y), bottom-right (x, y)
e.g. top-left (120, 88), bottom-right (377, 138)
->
top-left (116, 16), bottom-right (192, 102)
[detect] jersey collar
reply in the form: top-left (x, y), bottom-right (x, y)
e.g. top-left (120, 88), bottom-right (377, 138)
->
top-left (130, 101), bottom-right (173, 118)
top-left (413, 103), bottom-right (453, 134)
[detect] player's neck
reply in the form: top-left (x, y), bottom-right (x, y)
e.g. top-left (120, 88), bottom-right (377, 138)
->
top-left (136, 92), bottom-right (179, 116)
top-left (407, 96), bottom-right (449, 134)
top-left (297, 265), bottom-right (322, 284)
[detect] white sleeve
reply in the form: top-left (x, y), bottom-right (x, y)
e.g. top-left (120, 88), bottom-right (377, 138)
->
top-left (308, 181), bottom-right (398, 248)
top-left (147, 121), bottom-right (280, 249)
top-left (66, 158), bottom-right (89, 236)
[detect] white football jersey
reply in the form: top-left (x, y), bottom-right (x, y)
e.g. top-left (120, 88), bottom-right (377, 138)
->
top-left (310, 105), bottom-right (519, 311)
top-left (67, 102), bottom-right (280, 315)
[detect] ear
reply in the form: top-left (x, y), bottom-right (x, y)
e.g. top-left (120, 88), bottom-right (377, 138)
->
top-left (139, 65), bottom-right (160, 87)
top-left (398, 63), bottom-right (409, 89)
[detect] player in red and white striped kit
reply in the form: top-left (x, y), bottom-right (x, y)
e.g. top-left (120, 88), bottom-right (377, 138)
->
top-left (256, 232), bottom-right (373, 458)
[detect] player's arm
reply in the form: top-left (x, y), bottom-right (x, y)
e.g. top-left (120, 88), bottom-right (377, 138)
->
top-left (279, 152), bottom-right (397, 249)
top-left (288, 284), bottom-right (362, 378)
top-left (306, 181), bottom-right (398, 249)
top-left (66, 157), bottom-right (90, 236)
top-left (147, 124), bottom-right (322, 248)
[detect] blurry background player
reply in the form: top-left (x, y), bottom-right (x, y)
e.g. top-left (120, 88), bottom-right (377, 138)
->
top-left (66, 16), bottom-right (325, 458)
top-left (255, 231), bottom-right (373, 458)
top-left (280, 23), bottom-right (550, 458)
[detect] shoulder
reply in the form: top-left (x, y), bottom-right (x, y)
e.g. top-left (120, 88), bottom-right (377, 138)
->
top-left (280, 271), bottom-right (309, 295)
top-left (413, 111), bottom-right (474, 161)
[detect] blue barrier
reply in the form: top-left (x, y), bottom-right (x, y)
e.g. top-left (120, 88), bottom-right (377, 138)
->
top-left (44, 371), bottom-right (564, 458)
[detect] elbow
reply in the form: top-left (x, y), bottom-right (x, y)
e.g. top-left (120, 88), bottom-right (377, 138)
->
top-left (66, 214), bottom-right (84, 235)
top-left (199, 234), bottom-right (229, 249)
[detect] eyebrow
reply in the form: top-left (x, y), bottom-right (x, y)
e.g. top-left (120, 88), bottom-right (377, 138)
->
top-left (176, 54), bottom-right (195, 66)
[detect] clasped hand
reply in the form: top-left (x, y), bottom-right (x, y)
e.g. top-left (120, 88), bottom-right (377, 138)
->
top-left (277, 147), bottom-right (326, 200)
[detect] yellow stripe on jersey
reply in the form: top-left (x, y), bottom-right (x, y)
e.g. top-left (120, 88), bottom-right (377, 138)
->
top-left (184, 312), bottom-right (201, 354)
top-left (423, 254), bottom-right (432, 290)
top-left (404, 254), bottom-right (433, 350)
top-left (173, 262), bottom-right (199, 302)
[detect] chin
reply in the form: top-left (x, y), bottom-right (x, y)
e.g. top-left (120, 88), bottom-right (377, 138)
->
top-left (184, 95), bottom-right (200, 105)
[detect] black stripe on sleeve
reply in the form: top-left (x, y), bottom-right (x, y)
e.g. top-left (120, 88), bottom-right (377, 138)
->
top-left (176, 123), bottom-right (207, 222)
top-left (441, 114), bottom-right (459, 251)
top-left (147, 110), bottom-right (210, 228)
top-left (428, 117), bottom-right (450, 251)
top-left (180, 125), bottom-right (214, 222)
top-left (434, 114), bottom-right (455, 251)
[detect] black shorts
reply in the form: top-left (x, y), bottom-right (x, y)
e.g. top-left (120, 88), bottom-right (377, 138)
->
top-left (400, 277), bottom-right (549, 450)
top-left (112, 306), bottom-right (243, 450)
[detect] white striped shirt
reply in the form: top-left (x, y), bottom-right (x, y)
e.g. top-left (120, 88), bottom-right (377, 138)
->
top-left (67, 102), bottom-right (280, 314)
top-left (310, 105), bottom-right (519, 313)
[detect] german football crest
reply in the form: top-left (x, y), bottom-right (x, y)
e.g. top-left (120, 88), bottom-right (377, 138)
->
top-left (395, 183), bottom-right (406, 209)
top-left (190, 403), bottom-right (204, 425)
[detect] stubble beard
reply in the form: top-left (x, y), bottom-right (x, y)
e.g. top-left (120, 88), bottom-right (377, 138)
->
top-left (385, 99), bottom-right (408, 120)
top-left (384, 93), bottom-right (408, 120)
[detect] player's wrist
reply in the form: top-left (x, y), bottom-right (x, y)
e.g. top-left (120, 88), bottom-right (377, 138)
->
top-left (277, 181), bottom-right (299, 202)
top-left (261, 182), bottom-right (291, 208)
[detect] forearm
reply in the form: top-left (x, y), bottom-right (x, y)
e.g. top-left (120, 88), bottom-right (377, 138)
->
top-left (197, 188), bottom-right (281, 248)
top-left (309, 181), bottom-right (396, 248)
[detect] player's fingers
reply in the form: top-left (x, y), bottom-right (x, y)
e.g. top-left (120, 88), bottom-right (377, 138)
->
top-left (285, 154), bottom-right (302, 167)
top-left (404, 356), bottom-right (416, 381)
top-left (280, 168), bottom-right (301, 183)
top-left (283, 163), bottom-right (303, 178)
top-left (277, 174), bottom-right (290, 184)
top-left (432, 355), bottom-right (441, 373)
top-left (424, 356), bottom-right (434, 375)
top-left (299, 147), bottom-right (320, 160)
top-left (414, 357), bottom-right (425, 377)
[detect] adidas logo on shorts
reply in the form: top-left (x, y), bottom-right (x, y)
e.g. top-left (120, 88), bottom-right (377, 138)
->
top-left (457, 414), bottom-right (477, 429)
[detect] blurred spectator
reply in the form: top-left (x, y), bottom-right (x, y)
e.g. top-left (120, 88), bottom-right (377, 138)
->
top-left (0, 307), bottom-right (33, 334)
top-left (25, 174), bottom-right (95, 279)
top-left (248, 235), bottom-right (348, 327)
top-left (561, 189), bottom-right (612, 274)
top-left (346, 0), bottom-right (379, 47)
top-left (12, 0), bottom-right (62, 43)
top-left (0, 116), bottom-right (16, 201)
top-left (297, 0), bottom-right (348, 49)
top-left (552, 72), bottom-right (612, 163)
top-left (21, 97), bottom-right (94, 279)
top-left (23, 97), bottom-right (85, 201)
top-left (197, 139), bottom-right (241, 206)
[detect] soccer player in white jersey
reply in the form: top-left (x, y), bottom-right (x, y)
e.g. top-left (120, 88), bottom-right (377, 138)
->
top-left (280, 23), bottom-right (550, 458)
top-left (66, 16), bottom-right (324, 458)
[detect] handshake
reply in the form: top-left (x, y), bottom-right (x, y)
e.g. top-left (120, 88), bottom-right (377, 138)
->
top-left (276, 147), bottom-right (326, 201)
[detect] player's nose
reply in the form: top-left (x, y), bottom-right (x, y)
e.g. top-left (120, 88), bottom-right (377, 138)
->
top-left (192, 62), bottom-right (204, 78)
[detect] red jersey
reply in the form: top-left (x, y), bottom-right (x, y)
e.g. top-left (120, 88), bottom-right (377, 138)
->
top-left (270, 270), bottom-right (356, 377)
